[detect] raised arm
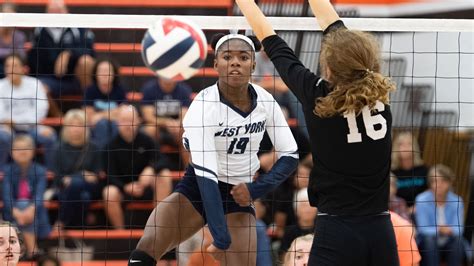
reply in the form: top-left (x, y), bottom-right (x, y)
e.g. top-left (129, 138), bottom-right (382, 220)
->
top-left (235, 0), bottom-right (275, 41)
top-left (308, 0), bottom-right (341, 31)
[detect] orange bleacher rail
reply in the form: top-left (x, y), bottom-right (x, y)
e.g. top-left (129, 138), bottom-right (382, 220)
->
top-left (6, 0), bottom-right (232, 8)
top-left (24, 43), bottom-right (214, 54)
top-left (41, 113), bottom-right (297, 127)
top-left (119, 66), bottom-right (218, 78)
top-left (48, 229), bottom-right (144, 239)
top-left (19, 260), bottom-right (177, 266)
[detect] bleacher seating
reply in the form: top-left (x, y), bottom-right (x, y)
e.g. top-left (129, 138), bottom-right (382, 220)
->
top-left (2, 1), bottom-right (472, 265)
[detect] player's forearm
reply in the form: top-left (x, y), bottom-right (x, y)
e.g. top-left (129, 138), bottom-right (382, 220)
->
top-left (236, 0), bottom-right (276, 41)
top-left (247, 156), bottom-right (298, 199)
top-left (308, 0), bottom-right (341, 31)
top-left (196, 176), bottom-right (232, 250)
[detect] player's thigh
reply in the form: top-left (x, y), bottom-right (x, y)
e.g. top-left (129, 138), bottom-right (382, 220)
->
top-left (223, 212), bottom-right (257, 266)
top-left (137, 192), bottom-right (204, 257)
top-left (308, 215), bottom-right (368, 266)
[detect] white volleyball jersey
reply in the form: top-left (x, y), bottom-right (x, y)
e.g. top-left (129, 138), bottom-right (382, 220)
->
top-left (182, 83), bottom-right (298, 185)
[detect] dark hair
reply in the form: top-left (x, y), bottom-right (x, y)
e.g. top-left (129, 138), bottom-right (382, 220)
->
top-left (91, 57), bottom-right (121, 88)
top-left (37, 255), bottom-right (61, 266)
top-left (0, 221), bottom-right (26, 258)
top-left (210, 33), bottom-right (262, 54)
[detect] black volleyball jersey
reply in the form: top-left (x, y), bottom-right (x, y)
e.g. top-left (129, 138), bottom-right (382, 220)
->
top-left (262, 21), bottom-right (392, 215)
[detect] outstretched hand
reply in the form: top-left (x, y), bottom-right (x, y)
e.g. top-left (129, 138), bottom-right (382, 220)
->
top-left (230, 183), bottom-right (252, 207)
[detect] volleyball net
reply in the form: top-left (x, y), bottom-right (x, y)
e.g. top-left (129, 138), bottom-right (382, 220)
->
top-left (0, 12), bottom-right (472, 265)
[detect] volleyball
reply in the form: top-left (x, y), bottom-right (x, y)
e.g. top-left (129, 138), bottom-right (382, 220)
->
top-left (141, 17), bottom-right (207, 81)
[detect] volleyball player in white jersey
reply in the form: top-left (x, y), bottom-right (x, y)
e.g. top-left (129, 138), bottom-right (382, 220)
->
top-left (129, 33), bottom-right (299, 266)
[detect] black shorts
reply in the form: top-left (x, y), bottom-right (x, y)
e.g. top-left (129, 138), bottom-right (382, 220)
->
top-left (174, 174), bottom-right (255, 224)
top-left (309, 213), bottom-right (399, 266)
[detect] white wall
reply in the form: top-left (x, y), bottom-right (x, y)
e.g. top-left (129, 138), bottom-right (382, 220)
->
top-left (381, 31), bottom-right (474, 130)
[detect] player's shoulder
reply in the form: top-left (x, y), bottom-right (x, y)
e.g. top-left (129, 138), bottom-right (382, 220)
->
top-left (251, 83), bottom-right (274, 101)
top-left (193, 83), bottom-right (219, 102)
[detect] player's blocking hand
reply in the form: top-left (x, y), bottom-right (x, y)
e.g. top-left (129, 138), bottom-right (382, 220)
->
top-left (230, 183), bottom-right (252, 207)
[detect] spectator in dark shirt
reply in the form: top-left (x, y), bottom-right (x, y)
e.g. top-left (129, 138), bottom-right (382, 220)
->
top-left (2, 135), bottom-right (50, 258)
top-left (51, 109), bottom-right (102, 228)
top-left (268, 164), bottom-right (311, 239)
top-left (28, 0), bottom-right (95, 97)
top-left (103, 105), bottom-right (172, 229)
top-left (140, 77), bottom-right (192, 168)
top-left (391, 132), bottom-right (429, 208)
top-left (83, 58), bottom-right (126, 148)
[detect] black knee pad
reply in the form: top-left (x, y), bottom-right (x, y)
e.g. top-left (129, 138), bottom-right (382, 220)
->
top-left (128, 249), bottom-right (157, 266)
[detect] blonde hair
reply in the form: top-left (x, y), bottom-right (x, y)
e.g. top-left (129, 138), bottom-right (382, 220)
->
top-left (428, 164), bottom-right (455, 184)
top-left (283, 234), bottom-right (314, 266)
top-left (315, 29), bottom-right (395, 118)
top-left (61, 109), bottom-right (90, 143)
top-left (391, 131), bottom-right (424, 170)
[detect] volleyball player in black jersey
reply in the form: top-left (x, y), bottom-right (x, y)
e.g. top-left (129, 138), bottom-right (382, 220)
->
top-left (237, 0), bottom-right (399, 265)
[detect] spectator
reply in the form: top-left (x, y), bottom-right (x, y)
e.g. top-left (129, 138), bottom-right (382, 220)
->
top-left (51, 109), bottom-right (102, 228)
top-left (253, 51), bottom-right (292, 117)
top-left (2, 135), bottom-right (50, 259)
top-left (0, 53), bottom-right (57, 169)
top-left (0, 3), bottom-right (26, 79)
top-left (37, 255), bottom-right (61, 266)
top-left (389, 173), bottom-right (409, 220)
top-left (140, 76), bottom-right (192, 168)
top-left (254, 199), bottom-right (272, 266)
top-left (253, 51), bottom-right (308, 141)
top-left (0, 221), bottom-right (24, 265)
top-left (415, 164), bottom-right (464, 266)
top-left (283, 234), bottom-right (313, 266)
top-left (27, 0), bottom-right (95, 97)
top-left (392, 132), bottom-right (429, 208)
top-left (390, 211), bottom-right (421, 266)
top-left (103, 105), bottom-right (172, 229)
top-left (268, 164), bottom-right (311, 239)
top-left (83, 58), bottom-right (126, 148)
top-left (279, 188), bottom-right (317, 259)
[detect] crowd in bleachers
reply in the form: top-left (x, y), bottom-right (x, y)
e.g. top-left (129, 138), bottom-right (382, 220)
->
top-left (0, 0), bottom-right (471, 265)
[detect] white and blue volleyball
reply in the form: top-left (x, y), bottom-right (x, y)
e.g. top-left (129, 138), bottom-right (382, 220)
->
top-left (141, 17), bottom-right (207, 81)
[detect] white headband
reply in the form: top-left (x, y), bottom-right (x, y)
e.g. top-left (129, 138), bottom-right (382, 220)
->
top-left (214, 34), bottom-right (256, 55)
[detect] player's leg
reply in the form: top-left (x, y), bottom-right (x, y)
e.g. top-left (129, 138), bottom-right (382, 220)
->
top-left (102, 185), bottom-right (124, 229)
top-left (220, 212), bottom-right (257, 266)
top-left (74, 54), bottom-right (95, 90)
top-left (131, 192), bottom-right (204, 264)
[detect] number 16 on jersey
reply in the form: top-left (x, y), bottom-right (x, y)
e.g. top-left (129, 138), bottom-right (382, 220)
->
top-left (344, 101), bottom-right (387, 143)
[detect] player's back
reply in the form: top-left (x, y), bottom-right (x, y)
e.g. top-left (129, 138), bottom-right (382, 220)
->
top-left (309, 100), bottom-right (392, 216)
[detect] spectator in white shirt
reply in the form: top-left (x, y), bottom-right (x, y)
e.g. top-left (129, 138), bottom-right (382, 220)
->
top-left (0, 53), bottom-right (57, 169)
